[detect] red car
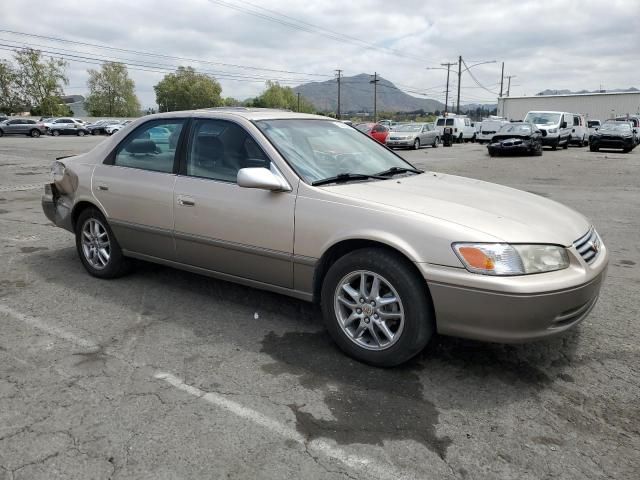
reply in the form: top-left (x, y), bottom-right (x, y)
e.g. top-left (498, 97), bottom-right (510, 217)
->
top-left (355, 123), bottom-right (389, 144)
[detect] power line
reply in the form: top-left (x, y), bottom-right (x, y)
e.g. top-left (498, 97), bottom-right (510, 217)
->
top-left (461, 58), bottom-right (499, 95)
top-left (206, 0), bottom-right (433, 64)
top-left (0, 29), bottom-right (332, 79)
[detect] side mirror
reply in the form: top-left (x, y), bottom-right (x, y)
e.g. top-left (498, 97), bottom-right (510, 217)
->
top-left (561, 122), bottom-right (567, 129)
top-left (595, 127), bottom-right (599, 131)
top-left (237, 167), bottom-right (290, 192)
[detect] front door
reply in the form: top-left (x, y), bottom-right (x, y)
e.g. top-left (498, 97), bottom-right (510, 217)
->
top-left (92, 118), bottom-right (187, 260)
top-left (173, 118), bottom-right (296, 288)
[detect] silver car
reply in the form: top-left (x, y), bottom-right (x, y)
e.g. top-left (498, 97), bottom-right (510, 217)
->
top-left (387, 123), bottom-right (440, 149)
top-left (0, 118), bottom-right (47, 137)
top-left (42, 108), bottom-right (608, 366)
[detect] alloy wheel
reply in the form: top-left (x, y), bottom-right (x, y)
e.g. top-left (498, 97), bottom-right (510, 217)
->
top-left (334, 270), bottom-right (405, 351)
top-left (81, 218), bottom-right (111, 270)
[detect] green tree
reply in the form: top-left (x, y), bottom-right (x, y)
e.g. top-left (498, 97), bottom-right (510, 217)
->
top-left (154, 67), bottom-right (222, 111)
top-left (0, 60), bottom-right (24, 114)
top-left (222, 97), bottom-right (241, 107)
top-left (13, 48), bottom-right (69, 116)
top-left (85, 62), bottom-right (141, 117)
top-left (250, 81), bottom-right (314, 112)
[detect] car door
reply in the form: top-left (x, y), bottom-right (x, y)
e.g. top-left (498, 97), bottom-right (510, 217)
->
top-left (4, 119), bottom-right (19, 134)
top-left (173, 118), bottom-right (296, 288)
top-left (422, 124), bottom-right (435, 143)
top-left (92, 118), bottom-right (187, 260)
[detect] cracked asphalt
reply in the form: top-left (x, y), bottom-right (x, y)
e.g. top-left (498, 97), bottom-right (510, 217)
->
top-left (0, 135), bottom-right (638, 479)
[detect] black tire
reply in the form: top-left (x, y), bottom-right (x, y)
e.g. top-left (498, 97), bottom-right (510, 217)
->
top-left (622, 148), bottom-right (631, 153)
top-left (52, 129), bottom-right (60, 136)
top-left (30, 129), bottom-right (41, 138)
top-left (320, 248), bottom-right (435, 367)
top-left (0, 129), bottom-right (3, 137)
top-left (75, 207), bottom-right (131, 279)
top-left (77, 130), bottom-right (86, 137)
top-left (413, 138), bottom-right (420, 150)
top-left (562, 137), bottom-right (569, 149)
top-left (91, 130), bottom-right (98, 135)
top-left (432, 137), bottom-right (439, 148)
top-left (590, 145), bottom-right (598, 152)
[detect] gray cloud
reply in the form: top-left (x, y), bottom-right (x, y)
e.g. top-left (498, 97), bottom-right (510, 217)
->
top-left (1, 0), bottom-right (637, 108)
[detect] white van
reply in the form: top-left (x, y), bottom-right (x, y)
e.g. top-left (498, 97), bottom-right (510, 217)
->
top-left (435, 116), bottom-right (476, 142)
top-left (476, 116), bottom-right (509, 144)
top-left (523, 111), bottom-right (573, 150)
top-left (570, 114), bottom-right (588, 146)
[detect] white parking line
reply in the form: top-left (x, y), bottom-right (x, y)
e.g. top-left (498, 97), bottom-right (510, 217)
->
top-left (0, 303), bottom-right (418, 480)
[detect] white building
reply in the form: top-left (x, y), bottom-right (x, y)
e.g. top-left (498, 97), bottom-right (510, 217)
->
top-left (497, 91), bottom-right (640, 122)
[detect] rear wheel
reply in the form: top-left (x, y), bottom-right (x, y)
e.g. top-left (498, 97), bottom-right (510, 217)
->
top-left (30, 129), bottom-right (41, 138)
top-left (75, 208), bottom-right (130, 279)
top-left (52, 130), bottom-right (60, 136)
top-left (321, 248), bottom-right (435, 367)
top-left (77, 130), bottom-right (86, 137)
top-left (432, 136), bottom-right (439, 148)
top-left (413, 138), bottom-right (420, 150)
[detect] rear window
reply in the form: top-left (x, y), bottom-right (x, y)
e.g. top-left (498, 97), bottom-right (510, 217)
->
top-left (436, 119), bottom-right (445, 126)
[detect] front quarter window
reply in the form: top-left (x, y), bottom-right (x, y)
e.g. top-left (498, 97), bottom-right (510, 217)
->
top-left (255, 119), bottom-right (418, 184)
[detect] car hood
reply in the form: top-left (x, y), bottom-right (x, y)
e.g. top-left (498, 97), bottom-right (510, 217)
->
top-left (321, 173), bottom-right (590, 245)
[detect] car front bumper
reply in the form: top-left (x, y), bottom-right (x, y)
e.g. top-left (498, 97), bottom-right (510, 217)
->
top-left (418, 243), bottom-right (608, 343)
top-left (387, 139), bottom-right (414, 147)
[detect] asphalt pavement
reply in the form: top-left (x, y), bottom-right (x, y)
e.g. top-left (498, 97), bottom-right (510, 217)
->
top-left (1, 135), bottom-right (638, 479)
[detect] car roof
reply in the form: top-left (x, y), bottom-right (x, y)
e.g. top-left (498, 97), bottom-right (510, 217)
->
top-left (139, 107), bottom-right (330, 122)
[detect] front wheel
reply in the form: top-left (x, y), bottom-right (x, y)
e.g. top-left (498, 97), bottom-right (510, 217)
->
top-left (77, 130), bottom-right (86, 137)
top-left (75, 208), bottom-right (130, 279)
top-left (321, 248), bottom-right (435, 367)
top-left (30, 129), bottom-right (41, 138)
top-left (52, 130), bottom-right (60, 136)
top-left (590, 145), bottom-right (598, 152)
top-left (413, 138), bottom-right (420, 150)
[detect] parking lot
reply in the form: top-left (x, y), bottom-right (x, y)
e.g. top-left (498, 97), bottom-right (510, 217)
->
top-left (1, 135), bottom-right (638, 479)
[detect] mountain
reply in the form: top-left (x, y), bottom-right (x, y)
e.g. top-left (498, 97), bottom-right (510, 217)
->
top-left (536, 87), bottom-right (639, 96)
top-left (293, 74), bottom-right (445, 114)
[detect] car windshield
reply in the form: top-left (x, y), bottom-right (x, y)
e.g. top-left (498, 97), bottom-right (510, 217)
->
top-left (600, 123), bottom-right (631, 132)
top-left (255, 119), bottom-right (417, 184)
top-left (394, 124), bottom-right (423, 132)
top-left (587, 121), bottom-right (600, 128)
top-left (498, 124), bottom-right (532, 134)
top-left (524, 112), bottom-right (561, 125)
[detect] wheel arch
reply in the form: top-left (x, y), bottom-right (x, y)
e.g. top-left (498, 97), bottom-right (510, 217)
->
top-left (312, 238), bottom-right (430, 305)
top-left (71, 200), bottom-right (106, 231)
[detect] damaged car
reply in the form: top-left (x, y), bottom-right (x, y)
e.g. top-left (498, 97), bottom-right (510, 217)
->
top-left (589, 121), bottom-right (637, 153)
top-left (487, 123), bottom-right (544, 157)
top-left (42, 108), bottom-right (608, 367)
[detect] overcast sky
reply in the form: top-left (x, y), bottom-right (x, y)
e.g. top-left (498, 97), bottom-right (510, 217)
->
top-left (1, 0), bottom-right (638, 109)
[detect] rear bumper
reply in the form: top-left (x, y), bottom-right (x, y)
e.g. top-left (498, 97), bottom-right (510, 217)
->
top-left (42, 184), bottom-right (74, 233)
top-left (420, 246), bottom-right (609, 343)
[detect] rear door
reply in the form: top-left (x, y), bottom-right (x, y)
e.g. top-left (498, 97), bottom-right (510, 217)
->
top-left (92, 118), bottom-right (187, 260)
top-left (173, 118), bottom-right (296, 287)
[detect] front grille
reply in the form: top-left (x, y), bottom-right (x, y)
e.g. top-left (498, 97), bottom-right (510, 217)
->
top-left (574, 228), bottom-right (601, 264)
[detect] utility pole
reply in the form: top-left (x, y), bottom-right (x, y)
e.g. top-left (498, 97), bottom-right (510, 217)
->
top-left (499, 62), bottom-right (504, 97)
top-left (440, 62), bottom-right (455, 115)
top-left (370, 72), bottom-right (379, 122)
top-left (335, 69), bottom-right (342, 119)
top-left (456, 55), bottom-right (462, 114)
top-left (296, 92), bottom-right (301, 112)
top-left (506, 75), bottom-right (516, 97)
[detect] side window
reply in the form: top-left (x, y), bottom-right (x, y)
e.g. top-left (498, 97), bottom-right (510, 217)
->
top-left (464, 119), bottom-right (470, 126)
top-left (573, 115), bottom-right (580, 126)
top-left (186, 119), bottom-right (270, 183)
top-left (114, 120), bottom-right (184, 173)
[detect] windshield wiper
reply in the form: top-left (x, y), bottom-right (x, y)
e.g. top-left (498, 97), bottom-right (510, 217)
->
top-left (374, 166), bottom-right (423, 177)
top-left (311, 172), bottom-right (387, 186)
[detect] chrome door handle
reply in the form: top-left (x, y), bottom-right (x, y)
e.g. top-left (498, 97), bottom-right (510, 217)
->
top-left (177, 196), bottom-right (195, 207)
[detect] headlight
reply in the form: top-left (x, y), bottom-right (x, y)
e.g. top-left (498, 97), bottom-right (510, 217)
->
top-left (51, 161), bottom-right (66, 182)
top-left (453, 243), bottom-right (569, 275)
top-left (548, 128), bottom-right (558, 133)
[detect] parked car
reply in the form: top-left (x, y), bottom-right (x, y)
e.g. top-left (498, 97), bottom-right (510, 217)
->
top-left (569, 113), bottom-right (589, 146)
top-left (355, 122), bottom-right (389, 144)
top-left (0, 114), bottom-right (8, 123)
top-left (105, 121), bottom-right (132, 136)
top-left (476, 117), bottom-right (509, 144)
top-left (87, 119), bottom-right (119, 135)
top-left (42, 109), bottom-right (608, 367)
top-left (614, 116), bottom-right (640, 145)
top-left (589, 121), bottom-right (637, 153)
top-left (487, 122), bottom-right (544, 156)
top-left (0, 118), bottom-right (47, 137)
top-left (435, 116), bottom-right (476, 143)
top-left (49, 118), bottom-right (89, 136)
top-left (387, 123), bottom-right (439, 149)
top-left (523, 111), bottom-right (573, 150)
top-left (587, 119), bottom-right (601, 140)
